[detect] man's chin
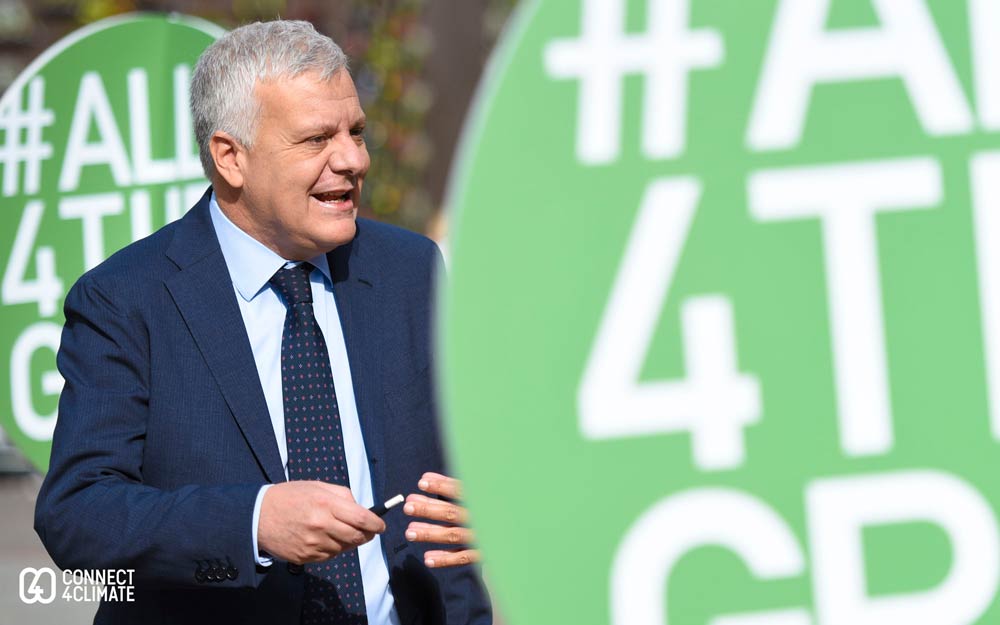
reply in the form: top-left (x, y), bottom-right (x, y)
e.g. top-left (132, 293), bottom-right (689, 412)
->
top-left (317, 220), bottom-right (358, 253)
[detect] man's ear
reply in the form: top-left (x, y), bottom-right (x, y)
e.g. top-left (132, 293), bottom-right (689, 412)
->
top-left (209, 131), bottom-right (245, 189)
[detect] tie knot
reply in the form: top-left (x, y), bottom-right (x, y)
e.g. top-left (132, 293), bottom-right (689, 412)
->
top-left (269, 263), bottom-right (314, 306)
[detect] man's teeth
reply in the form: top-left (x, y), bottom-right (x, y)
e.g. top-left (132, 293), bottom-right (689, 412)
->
top-left (314, 191), bottom-right (350, 202)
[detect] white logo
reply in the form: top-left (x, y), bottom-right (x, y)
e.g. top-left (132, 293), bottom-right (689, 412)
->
top-left (19, 567), bottom-right (56, 604)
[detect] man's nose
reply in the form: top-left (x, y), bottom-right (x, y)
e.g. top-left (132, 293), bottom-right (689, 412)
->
top-left (329, 137), bottom-right (369, 176)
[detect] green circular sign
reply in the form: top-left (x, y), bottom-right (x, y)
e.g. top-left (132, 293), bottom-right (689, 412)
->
top-left (445, 1), bottom-right (1000, 624)
top-left (0, 14), bottom-right (221, 471)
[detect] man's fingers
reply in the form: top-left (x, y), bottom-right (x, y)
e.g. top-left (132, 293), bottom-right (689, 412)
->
top-left (323, 516), bottom-right (377, 549)
top-left (296, 480), bottom-right (385, 533)
top-left (404, 480), bottom-right (479, 569)
top-left (405, 521), bottom-right (474, 545)
top-left (417, 472), bottom-right (463, 499)
top-left (423, 549), bottom-right (480, 568)
top-left (326, 492), bottom-right (386, 534)
top-left (403, 494), bottom-right (469, 525)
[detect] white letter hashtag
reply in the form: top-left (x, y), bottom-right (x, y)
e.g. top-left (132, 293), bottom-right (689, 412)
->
top-left (544, 0), bottom-right (724, 165)
top-left (0, 76), bottom-right (55, 198)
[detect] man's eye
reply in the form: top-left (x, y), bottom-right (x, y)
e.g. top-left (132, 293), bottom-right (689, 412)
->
top-left (350, 127), bottom-right (366, 138)
top-left (309, 135), bottom-right (327, 144)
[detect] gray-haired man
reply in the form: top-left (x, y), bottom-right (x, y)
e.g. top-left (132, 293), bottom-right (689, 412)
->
top-left (36, 20), bottom-right (491, 625)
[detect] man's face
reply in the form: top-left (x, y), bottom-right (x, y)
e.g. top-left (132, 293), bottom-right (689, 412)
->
top-left (236, 69), bottom-right (369, 260)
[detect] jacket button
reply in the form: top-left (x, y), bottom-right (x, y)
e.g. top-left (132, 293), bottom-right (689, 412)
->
top-left (226, 566), bottom-right (238, 580)
top-left (287, 563), bottom-right (303, 575)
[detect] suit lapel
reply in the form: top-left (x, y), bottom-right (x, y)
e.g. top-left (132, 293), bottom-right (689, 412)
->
top-left (330, 225), bottom-right (386, 501)
top-left (163, 194), bottom-right (286, 484)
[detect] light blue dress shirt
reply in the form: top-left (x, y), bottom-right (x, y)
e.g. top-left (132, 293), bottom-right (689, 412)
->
top-left (209, 194), bottom-right (400, 625)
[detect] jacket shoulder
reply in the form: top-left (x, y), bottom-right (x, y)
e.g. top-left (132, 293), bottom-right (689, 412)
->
top-left (66, 216), bottom-right (186, 308)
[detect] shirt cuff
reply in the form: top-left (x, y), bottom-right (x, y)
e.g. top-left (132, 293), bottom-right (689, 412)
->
top-left (252, 484), bottom-right (274, 567)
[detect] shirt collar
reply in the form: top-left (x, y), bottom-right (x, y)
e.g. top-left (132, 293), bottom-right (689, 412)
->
top-left (208, 192), bottom-right (333, 301)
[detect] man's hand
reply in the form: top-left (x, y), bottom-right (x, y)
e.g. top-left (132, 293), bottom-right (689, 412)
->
top-left (258, 481), bottom-right (385, 564)
top-left (403, 472), bottom-right (480, 568)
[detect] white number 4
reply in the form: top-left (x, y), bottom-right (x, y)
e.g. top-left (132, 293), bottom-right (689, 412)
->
top-left (578, 178), bottom-right (761, 470)
top-left (3, 200), bottom-right (63, 318)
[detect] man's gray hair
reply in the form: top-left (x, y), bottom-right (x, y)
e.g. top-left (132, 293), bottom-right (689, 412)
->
top-left (190, 20), bottom-right (349, 178)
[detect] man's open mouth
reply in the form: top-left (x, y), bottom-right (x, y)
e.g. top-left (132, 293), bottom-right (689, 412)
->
top-left (312, 190), bottom-right (352, 203)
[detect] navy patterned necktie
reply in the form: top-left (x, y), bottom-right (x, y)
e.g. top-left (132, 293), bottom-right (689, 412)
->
top-left (269, 263), bottom-right (367, 625)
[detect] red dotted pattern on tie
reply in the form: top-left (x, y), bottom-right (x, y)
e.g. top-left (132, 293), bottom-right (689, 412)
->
top-left (270, 264), bottom-right (367, 625)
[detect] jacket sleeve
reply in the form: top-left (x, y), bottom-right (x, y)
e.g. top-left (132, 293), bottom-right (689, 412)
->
top-left (34, 274), bottom-right (266, 589)
top-left (439, 563), bottom-right (493, 625)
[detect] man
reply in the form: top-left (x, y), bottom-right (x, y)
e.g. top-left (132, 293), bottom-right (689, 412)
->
top-left (35, 20), bottom-right (490, 625)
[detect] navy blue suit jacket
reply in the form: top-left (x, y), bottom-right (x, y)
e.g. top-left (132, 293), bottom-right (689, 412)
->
top-left (35, 190), bottom-right (491, 625)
